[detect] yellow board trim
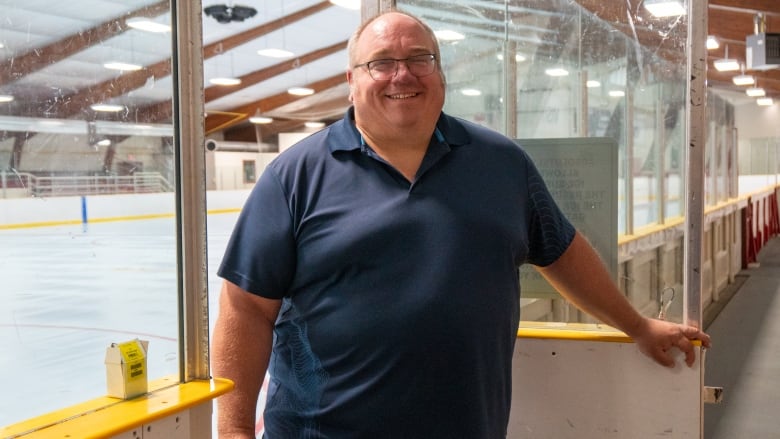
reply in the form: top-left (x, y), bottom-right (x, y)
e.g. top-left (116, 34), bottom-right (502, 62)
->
top-left (517, 321), bottom-right (702, 346)
top-left (1, 376), bottom-right (233, 438)
top-left (0, 209), bottom-right (240, 230)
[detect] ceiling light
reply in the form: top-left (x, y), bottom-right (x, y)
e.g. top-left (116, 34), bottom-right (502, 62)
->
top-left (608, 90), bottom-right (626, 98)
top-left (103, 61), bottom-right (143, 71)
top-left (713, 58), bottom-right (740, 72)
top-left (329, 0), bottom-right (360, 10)
top-left (434, 30), bottom-right (465, 41)
top-left (249, 116), bottom-right (273, 124)
top-left (732, 74), bottom-right (755, 86)
top-left (210, 77), bottom-right (242, 86)
top-left (305, 121), bottom-right (325, 129)
top-left (545, 68), bottom-right (569, 77)
top-left (257, 48), bottom-right (294, 58)
top-left (586, 80), bottom-right (601, 88)
top-left (746, 87), bottom-right (766, 97)
top-left (713, 45), bottom-right (740, 72)
top-left (90, 104), bottom-right (125, 112)
top-left (0, 95), bottom-right (14, 103)
top-left (288, 87), bottom-right (314, 96)
top-left (496, 53), bottom-right (526, 62)
top-left (96, 139), bottom-right (112, 146)
top-left (757, 97), bottom-right (774, 106)
top-left (644, 0), bottom-right (686, 18)
top-left (706, 36), bottom-right (719, 50)
top-left (461, 89), bottom-right (482, 96)
top-left (0, 43), bottom-right (4, 49)
top-left (126, 18), bottom-right (171, 33)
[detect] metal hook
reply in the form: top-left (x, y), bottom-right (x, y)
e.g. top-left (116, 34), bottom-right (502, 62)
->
top-left (657, 287), bottom-right (675, 320)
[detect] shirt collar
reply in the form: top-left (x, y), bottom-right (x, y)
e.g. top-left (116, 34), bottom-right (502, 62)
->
top-left (326, 106), bottom-right (471, 154)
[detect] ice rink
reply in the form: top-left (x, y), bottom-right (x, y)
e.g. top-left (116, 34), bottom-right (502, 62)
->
top-left (0, 212), bottom-right (239, 427)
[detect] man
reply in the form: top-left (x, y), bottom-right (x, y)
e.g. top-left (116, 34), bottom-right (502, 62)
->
top-left (212, 10), bottom-right (710, 439)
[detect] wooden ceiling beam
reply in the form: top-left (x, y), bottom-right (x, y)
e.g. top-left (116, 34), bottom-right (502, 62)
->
top-left (205, 40), bottom-right (347, 102)
top-left (47, 1), bottom-right (335, 118)
top-left (205, 73), bottom-right (346, 134)
top-left (203, 1), bottom-right (333, 58)
top-left (0, 1), bottom-right (168, 86)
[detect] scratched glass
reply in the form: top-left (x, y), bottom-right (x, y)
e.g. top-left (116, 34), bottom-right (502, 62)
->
top-left (0, 1), bottom-right (177, 426)
top-left (395, 0), bottom-right (705, 326)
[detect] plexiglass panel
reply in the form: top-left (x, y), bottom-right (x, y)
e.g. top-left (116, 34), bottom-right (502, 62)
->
top-left (397, 0), bottom-right (691, 323)
top-left (0, 0), bottom-right (176, 426)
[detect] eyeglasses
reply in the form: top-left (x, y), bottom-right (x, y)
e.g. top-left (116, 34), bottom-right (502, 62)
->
top-left (354, 54), bottom-right (437, 81)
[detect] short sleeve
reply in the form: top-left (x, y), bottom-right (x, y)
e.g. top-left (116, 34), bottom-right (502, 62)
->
top-left (217, 167), bottom-right (297, 299)
top-left (523, 154), bottom-right (576, 267)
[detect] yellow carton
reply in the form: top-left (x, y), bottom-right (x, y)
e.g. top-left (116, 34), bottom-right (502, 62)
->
top-left (105, 339), bottom-right (149, 399)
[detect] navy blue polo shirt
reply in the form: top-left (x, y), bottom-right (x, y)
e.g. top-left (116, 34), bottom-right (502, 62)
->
top-left (218, 108), bottom-right (575, 438)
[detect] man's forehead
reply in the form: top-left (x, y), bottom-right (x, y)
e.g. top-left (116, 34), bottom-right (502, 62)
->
top-left (357, 15), bottom-right (432, 54)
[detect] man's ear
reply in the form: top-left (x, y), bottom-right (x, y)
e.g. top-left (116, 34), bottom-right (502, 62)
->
top-left (346, 70), bottom-right (355, 102)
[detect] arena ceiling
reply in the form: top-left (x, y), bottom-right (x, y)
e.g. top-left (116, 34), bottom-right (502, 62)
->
top-left (0, 0), bottom-right (777, 146)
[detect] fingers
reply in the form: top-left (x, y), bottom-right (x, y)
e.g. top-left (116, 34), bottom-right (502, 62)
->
top-left (676, 336), bottom-right (696, 367)
top-left (682, 325), bottom-right (712, 348)
top-left (666, 324), bottom-right (709, 368)
top-left (640, 320), bottom-right (711, 368)
top-left (653, 348), bottom-right (676, 368)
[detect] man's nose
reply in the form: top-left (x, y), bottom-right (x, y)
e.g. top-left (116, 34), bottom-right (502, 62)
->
top-left (393, 61), bottom-right (414, 79)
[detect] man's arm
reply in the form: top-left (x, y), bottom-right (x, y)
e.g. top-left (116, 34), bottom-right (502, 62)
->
top-left (536, 231), bottom-right (711, 368)
top-left (212, 280), bottom-right (281, 438)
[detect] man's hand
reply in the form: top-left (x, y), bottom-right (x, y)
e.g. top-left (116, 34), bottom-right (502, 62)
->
top-left (631, 317), bottom-right (712, 368)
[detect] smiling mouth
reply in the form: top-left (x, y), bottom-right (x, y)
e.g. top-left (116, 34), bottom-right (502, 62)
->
top-left (388, 92), bottom-right (418, 99)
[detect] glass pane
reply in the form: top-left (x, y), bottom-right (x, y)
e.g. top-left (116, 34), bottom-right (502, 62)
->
top-left (203, 1), bottom-right (361, 432)
top-left (397, 0), bottom-right (690, 324)
top-left (0, 1), bottom-right (176, 426)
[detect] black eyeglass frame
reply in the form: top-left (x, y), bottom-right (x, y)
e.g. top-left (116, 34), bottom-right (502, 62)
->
top-left (353, 54), bottom-right (438, 81)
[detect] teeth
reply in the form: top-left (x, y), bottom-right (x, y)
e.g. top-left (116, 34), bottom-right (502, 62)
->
top-left (389, 93), bottom-right (417, 99)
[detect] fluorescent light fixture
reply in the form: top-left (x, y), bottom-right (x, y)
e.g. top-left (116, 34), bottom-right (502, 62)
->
top-left (746, 87), bottom-right (766, 97)
top-left (0, 94), bottom-right (14, 103)
top-left (757, 97), bottom-right (774, 106)
top-left (644, 0), bottom-right (686, 17)
top-left (249, 116), bottom-right (273, 124)
top-left (713, 45), bottom-right (739, 72)
top-left (608, 90), bottom-right (626, 98)
top-left (90, 104), bottom-right (125, 112)
top-left (544, 68), bottom-right (569, 77)
top-left (329, 0), bottom-right (360, 10)
top-left (706, 36), bottom-right (719, 50)
top-left (713, 58), bottom-right (740, 72)
top-left (434, 30), bottom-right (465, 41)
top-left (586, 80), bottom-right (601, 88)
top-left (305, 121), bottom-right (326, 129)
top-left (257, 48), bottom-right (294, 58)
top-left (104, 61), bottom-right (143, 71)
top-left (496, 53), bottom-right (526, 62)
top-left (96, 139), bottom-right (112, 146)
top-left (126, 18), bottom-right (171, 33)
top-left (461, 89), bottom-right (482, 96)
top-left (210, 77), bottom-right (241, 86)
top-left (732, 74), bottom-right (755, 86)
top-left (288, 87), bottom-right (314, 96)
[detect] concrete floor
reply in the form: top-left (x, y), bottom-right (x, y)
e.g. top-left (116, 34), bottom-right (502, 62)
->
top-left (704, 237), bottom-right (780, 439)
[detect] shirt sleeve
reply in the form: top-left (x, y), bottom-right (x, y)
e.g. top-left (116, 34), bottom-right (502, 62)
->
top-left (217, 167), bottom-right (297, 299)
top-left (523, 151), bottom-right (576, 267)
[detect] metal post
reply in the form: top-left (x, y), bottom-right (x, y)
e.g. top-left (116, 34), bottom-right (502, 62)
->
top-left (171, 0), bottom-right (210, 381)
top-left (684, 0), bottom-right (708, 330)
